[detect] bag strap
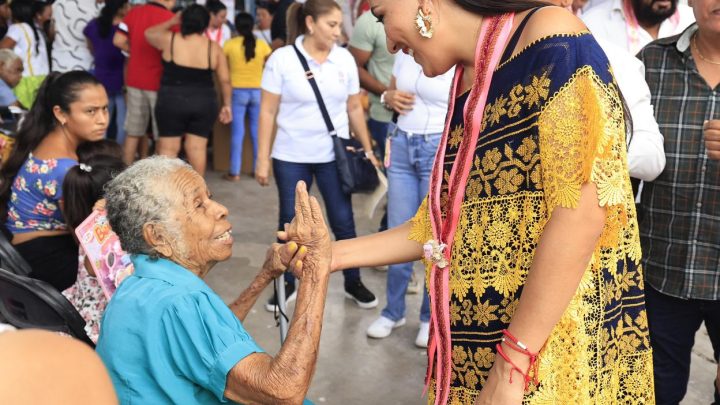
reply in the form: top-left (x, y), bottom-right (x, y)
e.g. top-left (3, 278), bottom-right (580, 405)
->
top-left (19, 24), bottom-right (35, 76)
top-left (292, 44), bottom-right (336, 137)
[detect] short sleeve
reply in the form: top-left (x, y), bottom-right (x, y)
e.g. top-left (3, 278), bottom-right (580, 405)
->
top-left (348, 14), bottom-right (373, 52)
top-left (82, 20), bottom-right (92, 38)
top-left (261, 51), bottom-right (284, 94)
top-left (6, 24), bottom-right (23, 44)
top-left (53, 160), bottom-right (77, 201)
top-left (537, 65), bottom-right (628, 215)
top-left (160, 291), bottom-right (264, 402)
top-left (222, 39), bottom-right (233, 56)
top-left (345, 53), bottom-right (360, 95)
top-left (117, 10), bottom-right (133, 35)
top-left (258, 40), bottom-right (272, 60)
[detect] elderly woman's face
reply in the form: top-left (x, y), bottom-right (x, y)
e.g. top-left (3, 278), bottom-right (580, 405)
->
top-left (169, 169), bottom-right (233, 270)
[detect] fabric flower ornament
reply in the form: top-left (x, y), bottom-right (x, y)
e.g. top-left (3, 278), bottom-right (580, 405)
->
top-left (423, 239), bottom-right (449, 269)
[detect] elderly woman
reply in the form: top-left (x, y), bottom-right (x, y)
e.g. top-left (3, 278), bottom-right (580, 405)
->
top-left (97, 156), bottom-right (331, 405)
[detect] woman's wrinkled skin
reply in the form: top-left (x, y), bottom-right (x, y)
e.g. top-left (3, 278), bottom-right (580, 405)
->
top-left (144, 175), bottom-right (333, 404)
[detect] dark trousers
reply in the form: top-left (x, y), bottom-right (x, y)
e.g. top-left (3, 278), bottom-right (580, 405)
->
top-left (15, 234), bottom-right (78, 292)
top-left (273, 158), bottom-right (360, 288)
top-left (645, 284), bottom-right (720, 405)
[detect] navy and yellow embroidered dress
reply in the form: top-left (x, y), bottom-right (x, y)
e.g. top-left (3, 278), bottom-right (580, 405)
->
top-left (410, 33), bottom-right (654, 404)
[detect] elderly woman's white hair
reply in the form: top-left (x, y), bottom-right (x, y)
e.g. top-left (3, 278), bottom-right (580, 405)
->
top-left (105, 156), bottom-right (192, 256)
top-left (0, 49), bottom-right (20, 67)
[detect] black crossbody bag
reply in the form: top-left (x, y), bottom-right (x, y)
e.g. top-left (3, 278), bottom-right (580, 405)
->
top-left (292, 45), bottom-right (379, 194)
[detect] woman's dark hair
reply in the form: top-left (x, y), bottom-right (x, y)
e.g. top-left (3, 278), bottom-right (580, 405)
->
top-left (205, 0), bottom-right (226, 15)
top-left (11, 0), bottom-right (40, 54)
top-left (77, 139), bottom-right (124, 162)
top-left (235, 13), bottom-right (256, 62)
top-left (287, 0), bottom-right (341, 44)
top-left (97, 0), bottom-right (128, 39)
top-left (256, 1), bottom-right (276, 15)
top-left (62, 154), bottom-right (126, 230)
top-left (181, 4), bottom-right (210, 36)
top-left (453, 0), bottom-right (551, 15)
top-left (0, 71), bottom-right (102, 221)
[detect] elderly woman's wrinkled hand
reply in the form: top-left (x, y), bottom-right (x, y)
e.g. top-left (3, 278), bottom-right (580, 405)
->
top-left (277, 181), bottom-right (332, 278)
top-left (262, 242), bottom-right (307, 279)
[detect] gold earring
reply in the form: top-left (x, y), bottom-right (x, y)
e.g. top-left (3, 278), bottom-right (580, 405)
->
top-left (415, 8), bottom-right (433, 39)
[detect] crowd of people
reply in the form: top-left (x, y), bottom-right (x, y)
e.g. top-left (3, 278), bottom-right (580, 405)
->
top-left (0, 0), bottom-right (718, 404)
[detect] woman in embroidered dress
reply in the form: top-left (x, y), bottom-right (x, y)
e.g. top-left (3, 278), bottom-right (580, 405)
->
top-left (280, 1), bottom-right (654, 404)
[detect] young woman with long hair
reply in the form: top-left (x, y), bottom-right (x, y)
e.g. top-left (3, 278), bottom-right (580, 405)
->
top-left (0, 71), bottom-right (108, 291)
top-left (205, 0), bottom-right (231, 46)
top-left (222, 12), bottom-right (272, 181)
top-left (285, 0), bottom-right (654, 403)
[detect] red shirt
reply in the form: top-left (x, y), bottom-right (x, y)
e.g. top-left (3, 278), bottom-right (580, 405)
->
top-left (117, 2), bottom-right (175, 91)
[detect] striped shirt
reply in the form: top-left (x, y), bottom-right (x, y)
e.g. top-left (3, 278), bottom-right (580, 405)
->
top-left (637, 24), bottom-right (720, 300)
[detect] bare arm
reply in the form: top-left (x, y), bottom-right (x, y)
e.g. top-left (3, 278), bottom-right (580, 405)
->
top-left (347, 93), bottom-right (380, 167)
top-left (224, 183), bottom-right (331, 405)
top-left (476, 183), bottom-right (606, 403)
top-left (0, 37), bottom-right (16, 49)
top-left (349, 46), bottom-right (387, 96)
top-left (144, 14), bottom-right (178, 51)
top-left (229, 243), bottom-right (305, 321)
top-left (329, 222), bottom-right (423, 272)
top-left (112, 31), bottom-right (129, 53)
top-left (255, 90), bottom-right (280, 186)
top-left (214, 42), bottom-right (232, 124)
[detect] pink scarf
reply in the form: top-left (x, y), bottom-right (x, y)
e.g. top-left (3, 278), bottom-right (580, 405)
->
top-left (622, 0), bottom-right (680, 54)
top-left (424, 13), bottom-right (515, 405)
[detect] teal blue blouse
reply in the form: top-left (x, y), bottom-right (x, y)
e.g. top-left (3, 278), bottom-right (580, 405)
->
top-left (97, 254), bottom-right (264, 404)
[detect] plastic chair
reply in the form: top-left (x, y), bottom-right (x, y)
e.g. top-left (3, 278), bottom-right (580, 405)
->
top-left (0, 268), bottom-right (94, 347)
top-left (0, 225), bottom-right (31, 276)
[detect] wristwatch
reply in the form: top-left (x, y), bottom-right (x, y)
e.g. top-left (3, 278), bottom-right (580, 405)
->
top-left (380, 91), bottom-right (391, 109)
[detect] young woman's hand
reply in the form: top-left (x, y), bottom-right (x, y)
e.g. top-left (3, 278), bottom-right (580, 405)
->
top-left (384, 90), bottom-right (415, 115)
top-left (218, 105), bottom-right (232, 125)
top-left (255, 158), bottom-right (271, 186)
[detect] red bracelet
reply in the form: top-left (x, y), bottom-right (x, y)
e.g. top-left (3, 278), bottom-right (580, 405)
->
top-left (495, 329), bottom-right (540, 391)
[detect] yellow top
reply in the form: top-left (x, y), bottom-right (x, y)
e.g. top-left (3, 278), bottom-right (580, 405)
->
top-left (223, 37), bottom-right (272, 88)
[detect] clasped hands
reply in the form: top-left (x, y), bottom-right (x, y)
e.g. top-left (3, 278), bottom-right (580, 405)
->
top-left (262, 181), bottom-right (332, 281)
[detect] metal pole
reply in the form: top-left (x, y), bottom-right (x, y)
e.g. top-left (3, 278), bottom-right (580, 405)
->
top-left (276, 276), bottom-right (289, 343)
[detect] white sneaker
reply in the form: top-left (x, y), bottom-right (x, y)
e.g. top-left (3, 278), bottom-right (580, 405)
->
top-left (366, 316), bottom-right (406, 339)
top-left (406, 272), bottom-right (421, 295)
top-left (415, 321), bottom-right (430, 348)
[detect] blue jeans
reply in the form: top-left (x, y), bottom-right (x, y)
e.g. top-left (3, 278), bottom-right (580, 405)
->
top-left (381, 125), bottom-right (440, 323)
top-left (230, 88), bottom-right (261, 176)
top-left (367, 118), bottom-right (390, 162)
top-left (273, 158), bottom-right (361, 287)
top-left (645, 285), bottom-right (720, 404)
top-left (108, 92), bottom-right (126, 145)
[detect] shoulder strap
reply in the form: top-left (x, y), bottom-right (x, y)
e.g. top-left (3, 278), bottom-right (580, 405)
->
top-left (170, 32), bottom-right (176, 62)
top-left (292, 44), bottom-right (336, 136)
top-left (500, 7), bottom-right (543, 63)
top-left (208, 38), bottom-right (212, 70)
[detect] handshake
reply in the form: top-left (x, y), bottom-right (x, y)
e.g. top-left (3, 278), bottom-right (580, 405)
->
top-left (261, 181), bottom-right (333, 281)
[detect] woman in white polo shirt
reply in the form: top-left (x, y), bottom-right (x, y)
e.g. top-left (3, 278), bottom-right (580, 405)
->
top-left (366, 52), bottom-right (454, 348)
top-left (256, 0), bottom-right (380, 311)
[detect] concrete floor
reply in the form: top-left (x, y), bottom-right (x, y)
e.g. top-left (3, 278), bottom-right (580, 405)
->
top-left (202, 171), bottom-right (717, 405)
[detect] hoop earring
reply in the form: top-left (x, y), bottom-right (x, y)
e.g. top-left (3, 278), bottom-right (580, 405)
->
top-left (415, 8), bottom-right (433, 39)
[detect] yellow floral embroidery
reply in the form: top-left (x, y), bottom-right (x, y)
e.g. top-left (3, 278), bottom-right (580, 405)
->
top-left (412, 62), bottom-right (652, 404)
top-left (449, 124), bottom-right (464, 149)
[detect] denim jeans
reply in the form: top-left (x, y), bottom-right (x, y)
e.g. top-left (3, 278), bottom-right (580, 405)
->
top-left (230, 88), bottom-right (261, 176)
top-left (108, 92), bottom-right (127, 145)
top-left (645, 285), bottom-right (720, 405)
top-left (367, 118), bottom-right (390, 162)
top-left (381, 125), bottom-right (441, 323)
top-left (273, 158), bottom-right (361, 287)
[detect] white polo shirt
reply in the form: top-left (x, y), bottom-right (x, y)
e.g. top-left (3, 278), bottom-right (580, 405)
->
top-left (392, 52), bottom-right (454, 134)
top-left (582, 0), bottom-right (694, 54)
top-left (262, 35), bottom-right (360, 164)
